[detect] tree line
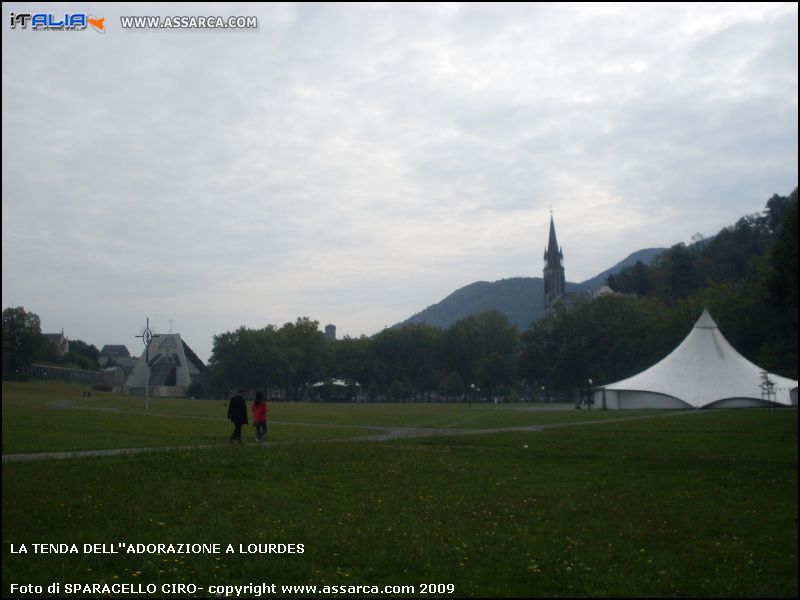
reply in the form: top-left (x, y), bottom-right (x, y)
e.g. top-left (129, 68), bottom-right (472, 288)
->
top-left (198, 311), bottom-right (521, 401)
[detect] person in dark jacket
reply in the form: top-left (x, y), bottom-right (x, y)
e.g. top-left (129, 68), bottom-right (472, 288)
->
top-left (227, 388), bottom-right (248, 444)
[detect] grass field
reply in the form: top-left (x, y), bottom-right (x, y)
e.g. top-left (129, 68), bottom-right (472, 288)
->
top-left (0, 382), bottom-right (657, 454)
top-left (2, 381), bottom-right (797, 597)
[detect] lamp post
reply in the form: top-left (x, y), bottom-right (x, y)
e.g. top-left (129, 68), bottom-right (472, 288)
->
top-left (469, 383), bottom-right (474, 409)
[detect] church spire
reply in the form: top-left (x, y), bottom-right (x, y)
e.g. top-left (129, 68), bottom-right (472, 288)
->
top-left (544, 215), bottom-right (563, 269)
top-left (543, 214), bottom-right (565, 313)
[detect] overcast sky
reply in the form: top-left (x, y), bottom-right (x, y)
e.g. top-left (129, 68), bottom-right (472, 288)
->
top-left (2, 2), bottom-right (797, 362)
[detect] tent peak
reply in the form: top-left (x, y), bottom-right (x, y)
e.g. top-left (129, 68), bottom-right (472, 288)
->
top-left (694, 307), bottom-right (718, 329)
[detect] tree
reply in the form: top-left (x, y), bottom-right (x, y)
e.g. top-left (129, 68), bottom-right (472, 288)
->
top-left (371, 324), bottom-right (444, 396)
top-left (763, 192), bottom-right (792, 233)
top-left (64, 340), bottom-right (100, 371)
top-left (517, 338), bottom-right (548, 393)
top-left (207, 325), bottom-right (287, 392)
top-left (388, 379), bottom-right (408, 402)
top-left (608, 261), bottom-right (650, 296)
top-left (208, 318), bottom-right (335, 399)
top-left (438, 371), bottom-right (465, 400)
top-left (550, 342), bottom-right (589, 398)
top-left (279, 317), bottom-right (331, 399)
top-left (761, 189), bottom-right (798, 376)
top-left (443, 311), bottom-right (518, 385)
top-left (332, 336), bottom-right (375, 386)
top-left (651, 243), bottom-right (697, 302)
top-left (478, 352), bottom-right (511, 402)
top-left (2, 307), bottom-right (43, 374)
top-left (766, 189), bottom-right (798, 309)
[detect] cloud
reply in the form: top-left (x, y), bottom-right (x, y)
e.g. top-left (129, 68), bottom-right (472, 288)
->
top-left (3, 2), bottom-right (797, 361)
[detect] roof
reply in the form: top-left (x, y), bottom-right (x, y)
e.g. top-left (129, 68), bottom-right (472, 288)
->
top-left (312, 379), bottom-right (350, 387)
top-left (181, 340), bottom-right (206, 373)
top-left (100, 345), bottom-right (131, 358)
top-left (601, 308), bottom-right (797, 408)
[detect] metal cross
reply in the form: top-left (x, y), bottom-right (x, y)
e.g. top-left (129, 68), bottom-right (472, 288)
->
top-left (135, 317), bottom-right (160, 410)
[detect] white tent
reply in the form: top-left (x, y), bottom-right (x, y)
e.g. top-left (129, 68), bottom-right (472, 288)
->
top-left (311, 379), bottom-right (349, 388)
top-left (123, 333), bottom-right (205, 397)
top-left (592, 308), bottom-right (798, 409)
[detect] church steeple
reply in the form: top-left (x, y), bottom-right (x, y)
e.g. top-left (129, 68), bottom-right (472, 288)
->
top-left (543, 214), bottom-right (565, 313)
top-left (544, 215), bottom-right (563, 269)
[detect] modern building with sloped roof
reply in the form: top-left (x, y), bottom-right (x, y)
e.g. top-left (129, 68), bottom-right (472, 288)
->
top-left (123, 333), bottom-right (206, 397)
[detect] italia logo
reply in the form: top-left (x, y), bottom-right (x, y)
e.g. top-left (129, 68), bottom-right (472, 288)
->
top-left (88, 16), bottom-right (105, 33)
top-left (9, 12), bottom-right (106, 33)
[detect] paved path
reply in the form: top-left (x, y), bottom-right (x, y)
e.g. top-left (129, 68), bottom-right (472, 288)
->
top-left (3, 401), bottom-right (701, 464)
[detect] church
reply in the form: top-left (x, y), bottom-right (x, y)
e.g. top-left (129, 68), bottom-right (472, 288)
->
top-left (543, 215), bottom-right (565, 315)
top-left (543, 215), bottom-right (587, 315)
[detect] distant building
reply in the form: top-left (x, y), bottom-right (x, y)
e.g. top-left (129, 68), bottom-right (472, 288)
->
top-left (99, 345), bottom-right (137, 388)
top-left (123, 333), bottom-right (206, 397)
top-left (324, 324), bottom-right (336, 340)
top-left (543, 215), bottom-right (568, 316)
top-left (543, 215), bottom-right (590, 316)
top-left (43, 329), bottom-right (69, 356)
top-left (593, 285), bottom-right (636, 300)
top-left (99, 345), bottom-right (131, 367)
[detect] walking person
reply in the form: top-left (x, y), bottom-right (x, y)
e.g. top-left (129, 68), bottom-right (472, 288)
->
top-left (227, 388), bottom-right (248, 444)
top-left (252, 390), bottom-right (268, 443)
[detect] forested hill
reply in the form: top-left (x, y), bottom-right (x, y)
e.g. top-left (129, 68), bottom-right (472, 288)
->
top-left (399, 278), bottom-right (577, 331)
top-left (608, 189), bottom-right (797, 302)
top-left (578, 247), bottom-right (666, 290)
top-left (397, 247), bottom-right (666, 330)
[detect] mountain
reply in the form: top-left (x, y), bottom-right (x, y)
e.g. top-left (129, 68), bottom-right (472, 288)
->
top-left (400, 278), bottom-right (585, 330)
top-left (578, 247), bottom-right (666, 290)
top-left (397, 247), bottom-right (666, 330)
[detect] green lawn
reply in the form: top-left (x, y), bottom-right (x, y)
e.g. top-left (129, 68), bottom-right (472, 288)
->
top-left (2, 382), bottom-right (797, 597)
top-left (2, 381), bottom-right (658, 454)
top-left (1, 382), bottom-right (373, 453)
